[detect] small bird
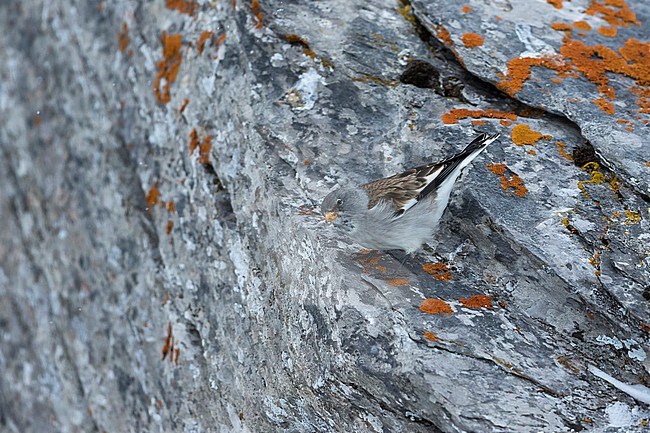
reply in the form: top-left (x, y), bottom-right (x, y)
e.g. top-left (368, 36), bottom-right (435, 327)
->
top-left (321, 132), bottom-right (500, 253)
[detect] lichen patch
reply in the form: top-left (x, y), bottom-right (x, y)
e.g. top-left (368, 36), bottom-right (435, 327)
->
top-left (154, 33), bottom-right (183, 104)
top-left (487, 163), bottom-right (528, 197)
top-left (420, 299), bottom-right (453, 315)
top-left (422, 262), bottom-right (453, 281)
top-left (511, 124), bottom-right (551, 146)
top-left (459, 294), bottom-right (493, 309)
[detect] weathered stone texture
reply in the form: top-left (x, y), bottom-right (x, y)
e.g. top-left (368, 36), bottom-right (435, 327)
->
top-left (1, 0), bottom-right (648, 432)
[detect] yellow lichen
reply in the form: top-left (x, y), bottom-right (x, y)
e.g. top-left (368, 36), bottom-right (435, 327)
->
top-left (577, 162), bottom-right (606, 201)
top-left (589, 250), bottom-right (602, 277)
top-left (624, 209), bottom-right (641, 225)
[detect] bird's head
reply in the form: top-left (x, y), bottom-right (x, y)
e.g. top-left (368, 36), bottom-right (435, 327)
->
top-left (320, 187), bottom-right (368, 230)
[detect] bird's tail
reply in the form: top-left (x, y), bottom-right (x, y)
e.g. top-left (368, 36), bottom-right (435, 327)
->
top-left (417, 132), bottom-right (500, 200)
top-left (459, 132), bottom-right (501, 157)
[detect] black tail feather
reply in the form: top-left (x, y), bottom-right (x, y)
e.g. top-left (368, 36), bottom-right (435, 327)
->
top-left (416, 133), bottom-right (500, 201)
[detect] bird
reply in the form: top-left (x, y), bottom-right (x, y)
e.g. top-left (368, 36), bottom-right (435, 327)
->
top-left (320, 132), bottom-right (500, 253)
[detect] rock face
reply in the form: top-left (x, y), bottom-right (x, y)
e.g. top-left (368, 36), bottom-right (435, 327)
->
top-left (0, 0), bottom-right (648, 432)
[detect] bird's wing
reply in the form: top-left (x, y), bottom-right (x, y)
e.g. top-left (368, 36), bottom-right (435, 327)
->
top-left (361, 133), bottom-right (499, 217)
top-left (361, 164), bottom-right (444, 216)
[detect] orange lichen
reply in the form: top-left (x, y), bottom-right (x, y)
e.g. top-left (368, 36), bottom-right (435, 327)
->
top-left (511, 124), bottom-right (551, 145)
top-left (283, 34), bottom-right (316, 59)
top-left (189, 129), bottom-right (213, 164)
top-left (551, 22), bottom-right (573, 32)
top-left (166, 0), bottom-right (196, 15)
top-left (462, 5), bottom-right (472, 13)
top-left (487, 163), bottom-right (529, 197)
top-left (154, 33), bottom-right (183, 104)
top-left (497, 55), bottom-right (571, 96)
top-left (646, 162), bottom-right (650, 168)
top-left (629, 87), bottom-right (650, 114)
top-left (441, 108), bottom-right (517, 125)
top-left (179, 98), bottom-right (189, 113)
top-left (589, 251), bottom-right (602, 277)
top-left (387, 278), bottom-right (410, 287)
top-left (251, 0), bottom-right (263, 29)
top-left (573, 20), bottom-right (592, 31)
top-left (162, 322), bottom-right (174, 361)
top-left (459, 294), bottom-right (493, 309)
top-left (560, 39), bottom-right (621, 99)
top-left (216, 33), bottom-right (227, 48)
top-left (547, 0), bottom-right (563, 8)
top-left (197, 31), bottom-right (213, 54)
top-left (420, 299), bottom-right (452, 315)
top-left (166, 200), bottom-right (176, 212)
top-left (33, 115), bottom-right (41, 127)
top-left (500, 119), bottom-right (512, 127)
top-left (598, 26), bottom-right (617, 37)
top-left (422, 263), bottom-right (453, 281)
top-left (585, 0), bottom-right (640, 27)
top-left (594, 97), bottom-right (615, 114)
top-left (358, 251), bottom-right (381, 272)
top-left (556, 142), bottom-right (574, 161)
top-left (500, 37), bottom-right (649, 100)
top-left (166, 220), bottom-right (174, 235)
top-left (146, 182), bottom-right (160, 210)
top-left (471, 120), bottom-right (486, 125)
top-left (619, 40), bottom-right (650, 84)
top-left (434, 25), bottom-right (454, 47)
top-left (423, 331), bottom-right (439, 342)
top-left (118, 23), bottom-right (130, 53)
top-left (461, 32), bottom-right (484, 48)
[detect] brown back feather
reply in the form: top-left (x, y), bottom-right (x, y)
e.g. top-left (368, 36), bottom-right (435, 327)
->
top-left (361, 162), bottom-right (442, 212)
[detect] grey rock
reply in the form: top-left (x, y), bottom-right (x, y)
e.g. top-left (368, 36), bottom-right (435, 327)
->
top-left (0, 0), bottom-right (648, 432)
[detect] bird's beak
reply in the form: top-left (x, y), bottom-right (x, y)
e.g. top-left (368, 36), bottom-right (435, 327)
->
top-left (324, 211), bottom-right (339, 223)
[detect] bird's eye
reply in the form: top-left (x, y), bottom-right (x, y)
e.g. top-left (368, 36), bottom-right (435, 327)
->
top-left (336, 198), bottom-right (343, 206)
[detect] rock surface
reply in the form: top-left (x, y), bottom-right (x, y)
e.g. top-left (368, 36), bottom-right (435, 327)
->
top-left (0, 0), bottom-right (648, 432)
